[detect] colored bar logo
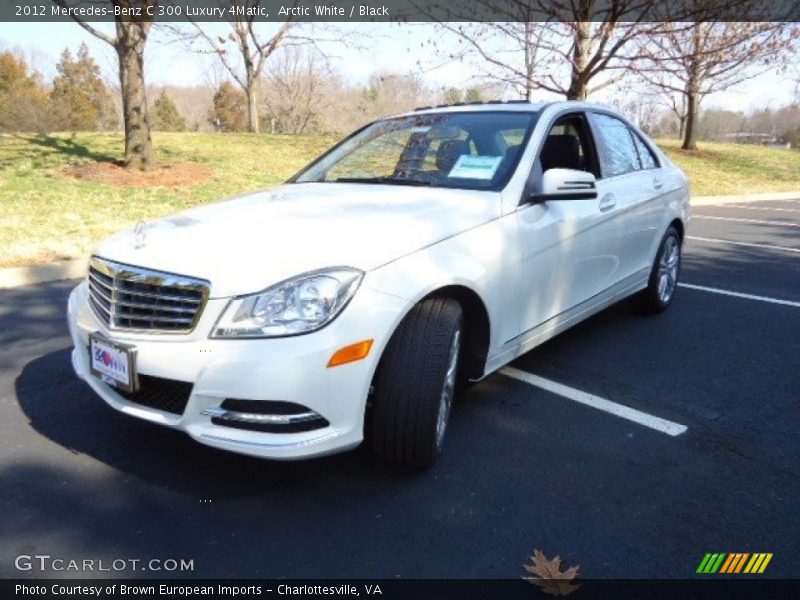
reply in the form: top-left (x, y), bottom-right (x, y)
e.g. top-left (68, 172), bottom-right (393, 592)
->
top-left (697, 553), bottom-right (773, 574)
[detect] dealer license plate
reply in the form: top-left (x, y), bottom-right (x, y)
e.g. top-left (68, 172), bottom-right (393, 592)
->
top-left (89, 333), bottom-right (138, 393)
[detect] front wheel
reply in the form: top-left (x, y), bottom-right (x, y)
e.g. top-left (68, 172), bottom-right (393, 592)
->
top-left (631, 226), bottom-right (682, 314)
top-left (369, 297), bottom-right (463, 468)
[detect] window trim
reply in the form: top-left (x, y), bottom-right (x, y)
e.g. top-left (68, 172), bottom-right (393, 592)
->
top-left (518, 110), bottom-right (601, 209)
top-left (537, 111), bottom-right (601, 178)
top-left (629, 129), bottom-right (661, 171)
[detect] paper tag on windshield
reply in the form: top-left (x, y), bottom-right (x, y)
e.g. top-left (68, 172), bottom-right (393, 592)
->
top-left (448, 155), bottom-right (503, 179)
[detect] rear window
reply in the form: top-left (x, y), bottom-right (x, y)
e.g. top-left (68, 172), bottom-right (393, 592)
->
top-left (632, 133), bottom-right (659, 170)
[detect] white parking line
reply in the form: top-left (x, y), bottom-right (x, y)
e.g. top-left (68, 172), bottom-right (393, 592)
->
top-left (725, 205), bottom-right (800, 214)
top-left (678, 283), bottom-right (800, 308)
top-left (693, 215), bottom-right (800, 228)
top-left (687, 236), bottom-right (800, 255)
top-left (500, 367), bottom-right (688, 437)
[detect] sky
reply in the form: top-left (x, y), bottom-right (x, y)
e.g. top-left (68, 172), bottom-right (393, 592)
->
top-left (0, 22), bottom-right (796, 113)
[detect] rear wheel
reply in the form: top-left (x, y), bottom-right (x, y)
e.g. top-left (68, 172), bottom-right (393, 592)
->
top-left (631, 226), bottom-right (682, 313)
top-left (369, 297), bottom-right (462, 468)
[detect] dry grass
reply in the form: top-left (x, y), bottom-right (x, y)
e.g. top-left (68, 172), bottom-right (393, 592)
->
top-left (658, 138), bottom-right (800, 196)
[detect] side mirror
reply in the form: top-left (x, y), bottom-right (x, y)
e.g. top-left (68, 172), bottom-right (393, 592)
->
top-left (530, 168), bottom-right (597, 203)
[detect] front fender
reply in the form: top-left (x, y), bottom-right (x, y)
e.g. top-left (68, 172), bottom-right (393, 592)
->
top-left (363, 216), bottom-right (521, 358)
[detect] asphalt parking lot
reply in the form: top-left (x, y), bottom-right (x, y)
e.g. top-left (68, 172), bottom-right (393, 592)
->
top-left (1, 197), bottom-right (798, 580)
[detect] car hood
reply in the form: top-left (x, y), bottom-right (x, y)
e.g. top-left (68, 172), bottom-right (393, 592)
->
top-left (93, 183), bottom-right (500, 297)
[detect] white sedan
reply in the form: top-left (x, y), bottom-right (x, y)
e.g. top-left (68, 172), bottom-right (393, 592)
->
top-left (67, 101), bottom-right (690, 467)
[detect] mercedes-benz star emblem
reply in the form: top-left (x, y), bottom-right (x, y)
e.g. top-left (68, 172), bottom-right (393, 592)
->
top-left (134, 221), bottom-right (147, 249)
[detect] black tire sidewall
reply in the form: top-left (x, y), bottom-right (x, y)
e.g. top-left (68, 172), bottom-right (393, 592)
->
top-left (369, 298), bottom-right (463, 467)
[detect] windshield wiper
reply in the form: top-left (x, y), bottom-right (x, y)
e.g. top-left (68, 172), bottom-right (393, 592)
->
top-left (335, 176), bottom-right (432, 187)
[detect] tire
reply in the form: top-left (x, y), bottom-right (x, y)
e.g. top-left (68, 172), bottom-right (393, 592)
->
top-left (630, 226), bottom-right (682, 314)
top-left (369, 297), bottom-right (463, 468)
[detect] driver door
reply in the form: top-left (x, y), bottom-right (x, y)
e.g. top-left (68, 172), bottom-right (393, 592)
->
top-left (516, 112), bottom-right (624, 341)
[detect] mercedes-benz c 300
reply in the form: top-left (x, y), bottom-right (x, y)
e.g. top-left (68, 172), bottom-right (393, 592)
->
top-left (68, 101), bottom-right (690, 467)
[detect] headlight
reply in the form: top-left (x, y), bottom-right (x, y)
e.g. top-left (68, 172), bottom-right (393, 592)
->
top-left (211, 268), bottom-right (363, 339)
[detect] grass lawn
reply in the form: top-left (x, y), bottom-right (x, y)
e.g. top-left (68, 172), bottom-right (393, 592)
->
top-left (1, 132), bottom-right (798, 267)
top-left (657, 138), bottom-right (800, 197)
top-left (0, 132), bottom-right (335, 267)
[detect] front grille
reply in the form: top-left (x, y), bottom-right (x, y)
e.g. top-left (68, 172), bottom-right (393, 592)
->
top-left (115, 374), bottom-right (193, 415)
top-left (87, 257), bottom-right (209, 333)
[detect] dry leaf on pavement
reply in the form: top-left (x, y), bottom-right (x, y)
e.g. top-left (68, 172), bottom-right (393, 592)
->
top-left (523, 549), bottom-right (580, 597)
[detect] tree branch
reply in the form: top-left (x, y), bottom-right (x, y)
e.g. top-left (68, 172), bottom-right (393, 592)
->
top-left (52, 0), bottom-right (117, 46)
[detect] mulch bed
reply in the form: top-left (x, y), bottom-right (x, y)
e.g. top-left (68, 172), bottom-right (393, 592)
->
top-left (64, 161), bottom-right (213, 187)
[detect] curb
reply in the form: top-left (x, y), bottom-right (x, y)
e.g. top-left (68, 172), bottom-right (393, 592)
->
top-left (0, 257), bottom-right (87, 290)
top-left (691, 191), bottom-right (800, 207)
top-left (1, 191), bottom-right (799, 290)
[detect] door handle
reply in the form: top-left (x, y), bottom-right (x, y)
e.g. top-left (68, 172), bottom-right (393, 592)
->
top-left (599, 193), bottom-right (616, 212)
top-left (653, 177), bottom-right (664, 190)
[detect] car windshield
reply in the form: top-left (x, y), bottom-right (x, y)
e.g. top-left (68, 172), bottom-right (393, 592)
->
top-left (292, 111), bottom-right (539, 191)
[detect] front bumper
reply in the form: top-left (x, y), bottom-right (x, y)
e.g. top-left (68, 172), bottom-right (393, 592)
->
top-left (67, 280), bottom-right (406, 460)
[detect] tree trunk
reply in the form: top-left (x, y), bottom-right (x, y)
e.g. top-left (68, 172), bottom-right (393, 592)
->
top-left (567, 19), bottom-right (591, 101)
top-left (678, 115), bottom-right (686, 140)
top-left (115, 20), bottom-right (153, 170)
top-left (523, 20), bottom-right (534, 102)
top-left (681, 23), bottom-right (702, 151)
top-left (566, 79), bottom-right (588, 101)
top-left (245, 65), bottom-right (260, 133)
top-left (682, 91), bottom-right (699, 150)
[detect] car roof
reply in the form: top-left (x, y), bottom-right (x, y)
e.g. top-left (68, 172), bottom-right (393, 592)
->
top-left (392, 100), bottom-right (618, 119)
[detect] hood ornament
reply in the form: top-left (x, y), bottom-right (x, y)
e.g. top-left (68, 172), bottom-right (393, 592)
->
top-left (134, 221), bottom-right (148, 249)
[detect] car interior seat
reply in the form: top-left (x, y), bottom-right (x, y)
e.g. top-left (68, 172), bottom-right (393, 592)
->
top-left (540, 135), bottom-right (583, 171)
top-left (436, 139), bottom-right (469, 174)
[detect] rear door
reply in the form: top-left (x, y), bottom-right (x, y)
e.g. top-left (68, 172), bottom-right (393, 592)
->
top-left (627, 129), bottom-right (668, 273)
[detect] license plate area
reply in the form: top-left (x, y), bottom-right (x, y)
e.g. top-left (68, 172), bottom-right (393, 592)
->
top-left (89, 333), bottom-right (138, 393)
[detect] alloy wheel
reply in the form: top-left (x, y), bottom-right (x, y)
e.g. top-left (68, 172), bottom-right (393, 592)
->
top-left (435, 328), bottom-right (461, 451)
top-left (657, 235), bottom-right (680, 304)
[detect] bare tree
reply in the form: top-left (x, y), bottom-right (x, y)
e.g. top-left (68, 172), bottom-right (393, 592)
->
top-left (427, 0), bottom-right (671, 101)
top-left (607, 91), bottom-right (662, 132)
top-left (169, 1), bottom-right (340, 133)
top-left (429, 16), bottom-right (544, 101)
top-left (791, 61), bottom-right (800, 103)
top-left (665, 91), bottom-right (688, 140)
top-left (645, 80), bottom-right (689, 139)
top-left (638, 21), bottom-right (798, 149)
top-left (183, 10), bottom-right (292, 133)
top-left (359, 72), bottom-right (436, 118)
top-left (53, 0), bottom-right (157, 170)
top-left (262, 46), bottom-right (331, 134)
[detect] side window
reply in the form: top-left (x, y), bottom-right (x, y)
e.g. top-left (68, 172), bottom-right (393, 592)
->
top-left (539, 115), bottom-right (599, 177)
top-left (631, 132), bottom-right (659, 170)
top-left (591, 113), bottom-right (640, 177)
